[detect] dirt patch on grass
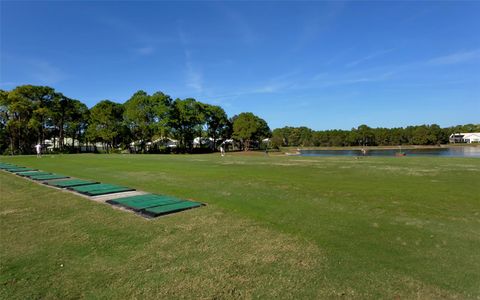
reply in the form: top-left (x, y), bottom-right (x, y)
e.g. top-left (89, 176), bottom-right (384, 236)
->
top-left (368, 165), bottom-right (440, 176)
top-left (0, 208), bottom-right (33, 216)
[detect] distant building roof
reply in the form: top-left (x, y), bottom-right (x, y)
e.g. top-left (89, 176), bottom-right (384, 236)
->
top-left (450, 132), bottom-right (480, 137)
top-left (463, 133), bottom-right (480, 137)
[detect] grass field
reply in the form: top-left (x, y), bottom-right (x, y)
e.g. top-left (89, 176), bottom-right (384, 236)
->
top-left (1, 153), bottom-right (479, 299)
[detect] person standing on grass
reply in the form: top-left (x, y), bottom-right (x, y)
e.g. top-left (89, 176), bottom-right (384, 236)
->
top-left (35, 143), bottom-right (42, 158)
top-left (361, 148), bottom-right (367, 156)
top-left (220, 145), bottom-right (225, 157)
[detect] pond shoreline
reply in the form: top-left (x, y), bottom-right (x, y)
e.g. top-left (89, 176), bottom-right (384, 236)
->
top-left (295, 146), bottom-right (480, 158)
top-left (282, 144), bottom-right (479, 151)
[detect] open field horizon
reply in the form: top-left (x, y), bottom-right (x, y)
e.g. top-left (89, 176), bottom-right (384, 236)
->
top-left (1, 153), bottom-right (479, 298)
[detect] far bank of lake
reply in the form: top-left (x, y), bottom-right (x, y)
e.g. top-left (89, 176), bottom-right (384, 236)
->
top-left (299, 146), bottom-right (480, 157)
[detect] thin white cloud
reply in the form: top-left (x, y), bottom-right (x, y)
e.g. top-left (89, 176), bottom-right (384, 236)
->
top-left (179, 25), bottom-right (203, 94)
top-left (0, 82), bottom-right (17, 87)
top-left (317, 71), bottom-right (395, 88)
top-left (253, 71), bottom-right (300, 93)
top-left (189, 48), bottom-right (478, 105)
top-left (134, 46), bottom-right (155, 56)
top-left (428, 49), bottom-right (480, 65)
top-left (1, 53), bottom-right (67, 86)
top-left (253, 82), bottom-right (295, 94)
top-left (312, 72), bottom-right (329, 81)
top-left (205, 68), bottom-right (395, 101)
top-left (322, 47), bottom-right (355, 66)
top-left (185, 58), bottom-right (203, 93)
top-left (294, 2), bottom-right (346, 51)
top-left (98, 16), bottom-right (171, 45)
top-left (215, 3), bottom-right (256, 45)
top-left (346, 48), bottom-right (395, 68)
top-left (97, 16), bottom-right (177, 58)
top-left (29, 60), bottom-right (68, 85)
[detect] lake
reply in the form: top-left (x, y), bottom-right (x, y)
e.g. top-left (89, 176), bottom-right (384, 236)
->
top-left (300, 147), bottom-right (480, 158)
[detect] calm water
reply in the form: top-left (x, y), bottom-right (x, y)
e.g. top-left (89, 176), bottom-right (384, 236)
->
top-left (300, 147), bottom-right (480, 158)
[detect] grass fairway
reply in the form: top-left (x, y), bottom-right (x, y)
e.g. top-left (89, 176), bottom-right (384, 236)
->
top-left (1, 154), bottom-right (479, 299)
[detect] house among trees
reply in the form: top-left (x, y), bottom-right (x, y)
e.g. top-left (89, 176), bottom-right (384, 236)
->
top-left (43, 138), bottom-right (80, 150)
top-left (153, 138), bottom-right (178, 149)
top-left (449, 133), bottom-right (480, 143)
top-left (193, 137), bottom-right (215, 149)
top-left (42, 138), bottom-right (106, 153)
top-left (130, 138), bottom-right (178, 152)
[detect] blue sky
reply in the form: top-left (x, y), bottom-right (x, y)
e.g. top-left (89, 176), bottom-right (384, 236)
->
top-left (1, 1), bottom-right (479, 130)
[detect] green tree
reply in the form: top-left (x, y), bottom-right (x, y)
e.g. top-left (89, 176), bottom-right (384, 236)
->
top-left (168, 98), bottom-right (205, 152)
top-left (4, 86), bottom-right (38, 153)
top-left (427, 124), bottom-right (445, 145)
top-left (204, 104), bottom-right (229, 150)
top-left (150, 91), bottom-right (172, 139)
top-left (49, 93), bottom-right (79, 151)
top-left (272, 127), bottom-right (289, 147)
top-left (374, 127), bottom-right (390, 146)
top-left (232, 112), bottom-right (270, 150)
top-left (0, 90), bottom-right (10, 153)
top-left (124, 91), bottom-right (152, 152)
top-left (390, 127), bottom-right (405, 145)
top-left (412, 125), bottom-right (429, 145)
top-left (356, 124), bottom-right (374, 146)
top-left (27, 86), bottom-right (56, 145)
top-left (124, 91), bottom-right (172, 152)
top-left (64, 100), bottom-right (89, 151)
top-left (295, 127), bottom-right (314, 146)
top-left (86, 100), bottom-right (124, 152)
top-left (0, 85), bottom-right (59, 153)
top-left (270, 134), bottom-right (284, 149)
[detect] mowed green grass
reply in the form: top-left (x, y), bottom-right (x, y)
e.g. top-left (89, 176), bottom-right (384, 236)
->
top-left (1, 153), bottom-right (479, 299)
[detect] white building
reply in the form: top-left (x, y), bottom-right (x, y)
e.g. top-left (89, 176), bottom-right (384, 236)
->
top-left (463, 133), bottom-right (480, 143)
top-left (132, 138), bottom-right (178, 149)
top-left (449, 133), bottom-right (480, 143)
top-left (193, 137), bottom-right (215, 148)
top-left (152, 138), bottom-right (178, 148)
top-left (43, 137), bottom-right (80, 149)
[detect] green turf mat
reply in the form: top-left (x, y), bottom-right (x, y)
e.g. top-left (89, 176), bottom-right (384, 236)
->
top-left (0, 164), bottom-right (18, 169)
top-left (30, 174), bottom-right (69, 180)
top-left (85, 187), bottom-right (135, 196)
top-left (46, 179), bottom-right (98, 187)
top-left (10, 168), bottom-right (37, 175)
top-left (18, 172), bottom-right (52, 177)
top-left (141, 201), bottom-right (202, 217)
top-left (109, 194), bottom-right (175, 204)
top-left (70, 183), bottom-right (127, 192)
top-left (6, 168), bottom-right (37, 172)
top-left (108, 194), bottom-right (182, 210)
top-left (108, 194), bottom-right (155, 204)
top-left (69, 183), bottom-right (134, 196)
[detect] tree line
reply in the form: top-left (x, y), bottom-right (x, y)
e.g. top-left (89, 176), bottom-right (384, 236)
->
top-left (1, 85), bottom-right (478, 154)
top-left (271, 124), bottom-right (480, 148)
top-left (0, 85), bottom-right (270, 154)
